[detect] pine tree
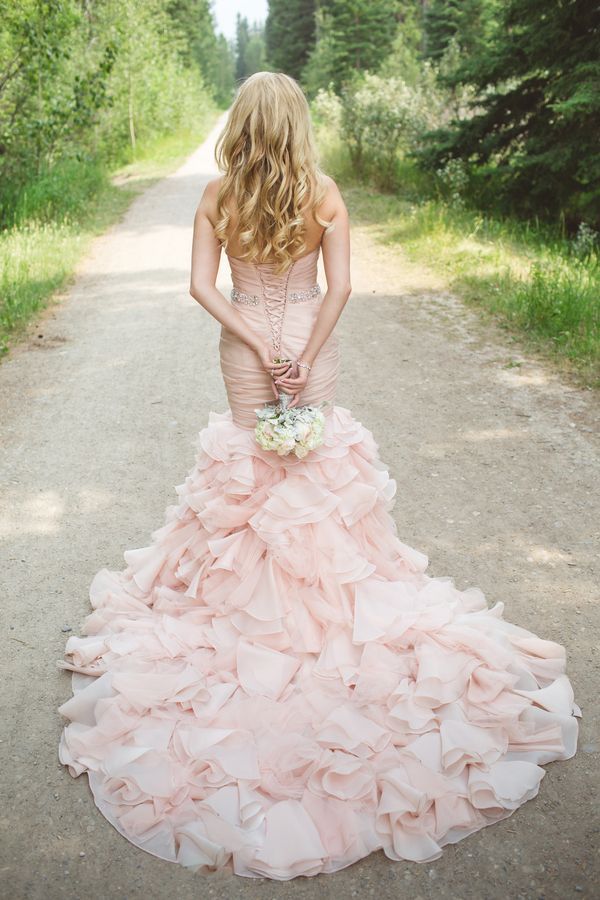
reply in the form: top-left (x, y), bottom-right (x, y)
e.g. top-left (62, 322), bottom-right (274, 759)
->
top-left (417, 0), bottom-right (600, 226)
top-left (422, 0), bottom-right (500, 62)
top-left (302, 0), bottom-right (402, 93)
top-left (265, 0), bottom-right (317, 80)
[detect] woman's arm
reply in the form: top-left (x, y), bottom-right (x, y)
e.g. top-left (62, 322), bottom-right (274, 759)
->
top-left (300, 177), bottom-right (352, 366)
top-left (189, 179), bottom-right (291, 392)
top-left (275, 177), bottom-right (352, 403)
top-left (189, 179), bottom-right (264, 352)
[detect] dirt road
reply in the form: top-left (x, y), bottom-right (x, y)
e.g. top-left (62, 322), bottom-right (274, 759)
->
top-left (1, 112), bottom-right (598, 899)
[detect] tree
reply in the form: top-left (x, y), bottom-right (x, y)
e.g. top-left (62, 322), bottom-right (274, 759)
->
top-left (234, 14), bottom-right (249, 81)
top-left (0, 0), bottom-right (220, 218)
top-left (264, 0), bottom-right (317, 80)
top-left (212, 34), bottom-right (236, 105)
top-left (422, 0), bottom-right (500, 62)
top-left (166, 0), bottom-right (226, 100)
top-left (234, 15), bottom-right (266, 81)
top-left (416, 0), bottom-right (600, 227)
top-left (301, 0), bottom-right (403, 94)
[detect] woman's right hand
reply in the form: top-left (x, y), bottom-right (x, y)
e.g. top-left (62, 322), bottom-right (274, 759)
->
top-left (256, 344), bottom-right (293, 398)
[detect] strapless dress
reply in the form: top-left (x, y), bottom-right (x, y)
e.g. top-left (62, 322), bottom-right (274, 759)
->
top-left (56, 243), bottom-right (581, 881)
top-left (219, 245), bottom-right (339, 427)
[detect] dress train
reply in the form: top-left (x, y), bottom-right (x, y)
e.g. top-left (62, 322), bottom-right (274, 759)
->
top-left (57, 404), bottom-right (582, 880)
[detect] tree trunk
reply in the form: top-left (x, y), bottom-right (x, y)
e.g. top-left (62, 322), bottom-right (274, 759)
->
top-left (128, 65), bottom-right (136, 153)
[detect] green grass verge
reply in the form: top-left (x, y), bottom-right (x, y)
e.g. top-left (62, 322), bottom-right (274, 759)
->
top-left (0, 107), bottom-right (225, 358)
top-left (318, 130), bottom-right (600, 389)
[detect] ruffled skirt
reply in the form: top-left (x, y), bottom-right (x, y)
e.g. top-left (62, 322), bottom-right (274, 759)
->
top-left (57, 406), bottom-right (581, 880)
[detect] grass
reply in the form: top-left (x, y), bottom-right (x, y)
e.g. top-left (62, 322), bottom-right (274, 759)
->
top-left (0, 108), bottom-right (224, 357)
top-left (317, 126), bottom-right (600, 389)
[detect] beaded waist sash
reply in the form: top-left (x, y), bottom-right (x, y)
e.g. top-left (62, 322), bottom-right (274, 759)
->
top-left (230, 284), bottom-right (322, 307)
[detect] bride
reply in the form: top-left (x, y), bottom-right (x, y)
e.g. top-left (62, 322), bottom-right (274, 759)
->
top-left (57, 71), bottom-right (581, 881)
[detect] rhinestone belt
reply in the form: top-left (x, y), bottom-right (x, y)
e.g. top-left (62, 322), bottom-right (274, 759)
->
top-left (231, 284), bottom-right (322, 306)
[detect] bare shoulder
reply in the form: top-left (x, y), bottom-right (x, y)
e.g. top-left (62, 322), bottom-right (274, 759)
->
top-left (197, 175), bottom-right (225, 218)
top-left (204, 174), bottom-right (224, 192)
top-left (316, 173), bottom-right (347, 219)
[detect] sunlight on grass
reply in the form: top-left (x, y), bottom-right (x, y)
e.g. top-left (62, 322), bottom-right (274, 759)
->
top-left (316, 126), bottom-right (600, 388)
top-left (111, 117), bottom-right (221, 184)
top-left (0, 221), bottom-right (91, 345)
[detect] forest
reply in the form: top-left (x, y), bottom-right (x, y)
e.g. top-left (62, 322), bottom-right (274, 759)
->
top-left (1, 0), bottom-right (598, 383)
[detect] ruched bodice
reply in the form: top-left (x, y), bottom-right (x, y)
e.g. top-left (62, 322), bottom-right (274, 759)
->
top-left (219, 245), bottom-right (340, 429)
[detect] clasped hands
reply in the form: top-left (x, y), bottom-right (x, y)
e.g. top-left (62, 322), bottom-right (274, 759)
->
top-left (258, 345), bottom-right (309, 409)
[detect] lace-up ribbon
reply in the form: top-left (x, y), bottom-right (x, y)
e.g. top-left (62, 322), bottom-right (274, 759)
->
top-left (256, 260), bottom-right (296, 355)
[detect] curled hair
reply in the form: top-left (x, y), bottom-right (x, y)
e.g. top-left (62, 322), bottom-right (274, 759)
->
top-left (214, 71), bottom-right (333, 276)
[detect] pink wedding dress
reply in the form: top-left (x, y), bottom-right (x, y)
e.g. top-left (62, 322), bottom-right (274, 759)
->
top-left (57, 244), bottom-right (582, 880)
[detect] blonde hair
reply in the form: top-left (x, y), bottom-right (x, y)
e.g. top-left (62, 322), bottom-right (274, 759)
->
top-left (214, 71), bottom-right (332, 275)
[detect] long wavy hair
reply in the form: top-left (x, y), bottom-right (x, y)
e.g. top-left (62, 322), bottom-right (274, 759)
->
top-left (213, 71), bottom-right (332, 275)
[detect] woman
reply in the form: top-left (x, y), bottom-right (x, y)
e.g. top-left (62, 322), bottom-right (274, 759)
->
top-left (57, 72), bottom-right (581, 881)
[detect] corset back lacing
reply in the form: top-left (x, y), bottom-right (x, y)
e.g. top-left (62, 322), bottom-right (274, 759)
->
top-left (256, 259), bottom-right (297, 356)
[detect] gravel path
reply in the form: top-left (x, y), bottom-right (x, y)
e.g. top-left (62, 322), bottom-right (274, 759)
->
top-left (1, 112), bottom-right (597, 899)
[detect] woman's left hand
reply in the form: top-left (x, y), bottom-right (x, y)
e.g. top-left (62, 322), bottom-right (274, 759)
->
top-left (275, 362), bottom-right (309, 409)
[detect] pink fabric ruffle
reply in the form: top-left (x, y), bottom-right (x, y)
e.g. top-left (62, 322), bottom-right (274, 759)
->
top-left (57, 405), bottom-right (582, 880)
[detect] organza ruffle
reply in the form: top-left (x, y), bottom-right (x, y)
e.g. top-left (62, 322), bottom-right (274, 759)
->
top-left (57, 406), bottom-right (581, 880)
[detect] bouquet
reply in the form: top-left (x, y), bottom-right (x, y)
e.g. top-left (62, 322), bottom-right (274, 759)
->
top-left (254, 358), bottom-right (326, 458)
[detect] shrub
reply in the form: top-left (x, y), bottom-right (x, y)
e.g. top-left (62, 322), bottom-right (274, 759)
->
top-left (338, 71), bottom-right (445, 191)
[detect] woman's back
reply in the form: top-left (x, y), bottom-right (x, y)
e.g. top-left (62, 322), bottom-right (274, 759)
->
top-left (220, 239), bottom-right (341, 429)
top-left (219, 176), bottom-right (328, 264)
top-left (189, 160), bottom-right (350, 428)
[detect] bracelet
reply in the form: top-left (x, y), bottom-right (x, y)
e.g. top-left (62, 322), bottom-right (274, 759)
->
top-left (296, 359), bottom-right (312, 371)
